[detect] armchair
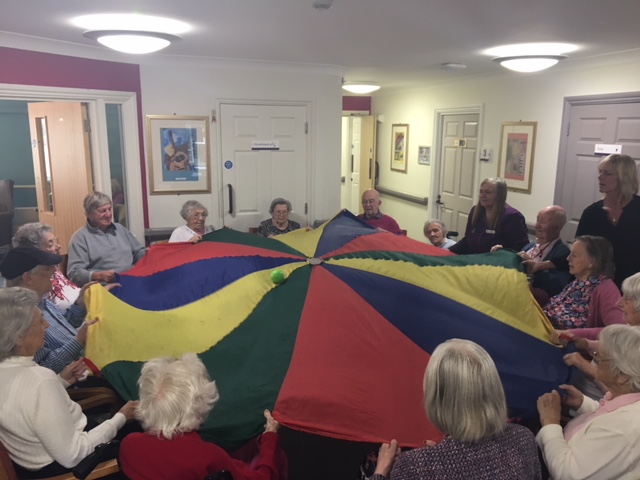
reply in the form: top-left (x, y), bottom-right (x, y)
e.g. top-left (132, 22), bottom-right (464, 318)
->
top-left (0, 179), bottom-right (15, 247)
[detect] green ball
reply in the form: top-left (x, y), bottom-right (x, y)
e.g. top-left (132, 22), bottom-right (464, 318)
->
top-left (271, 269), bottom-right (286, 284)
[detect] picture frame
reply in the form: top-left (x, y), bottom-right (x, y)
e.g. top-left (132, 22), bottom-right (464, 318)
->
top-left (390, 123), bottom-right (409, 173)
top-left (418, 145), bottom-right (431, 165)
top-left (497, 121), bottom-right (537, 194)
top-left (146, 115), bottom-right (211, 195)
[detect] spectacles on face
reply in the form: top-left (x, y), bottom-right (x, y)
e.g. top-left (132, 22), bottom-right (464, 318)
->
top-left (592, 350), bottom-right (612, 365)
top-left (362, 199), bottom-right (377, 205)
top-left (191, 212), bottom-right (208, 219)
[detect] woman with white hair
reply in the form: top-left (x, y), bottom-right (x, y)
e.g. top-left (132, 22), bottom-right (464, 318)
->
top-left (119, 353), bottom-right (284, 480)
top-left (0, 287), bottom-right (137, 478)
top-left (168, 200), bottom-right (214, 243)
top-left (372, 339), bottom-right (541, 480)
top-left (423, 219), bottom-right (456, 250)
top-left (257, 198), bottom-right (301, 237)
top-left (67, 191), bottom-right (146, 286)
top-left (12, 222), bottom-right (81, 310)
top-left (537, 324), bottom-right (640, 479)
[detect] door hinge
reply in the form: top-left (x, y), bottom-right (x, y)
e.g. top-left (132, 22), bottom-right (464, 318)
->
top-left (305, 203), bottom-right (308, 214)
top-left (84, 118), bottom-right (91, 134)
top-left (305, 122), bottom-right (308, 134)
top-left (566, 122), bottom-right (570, 137)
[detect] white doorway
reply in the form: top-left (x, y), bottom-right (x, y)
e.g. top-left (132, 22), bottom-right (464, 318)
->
top-left (555, 93), bottom-right (640, 241)
top-left (431, 109), bottom-right (481, 235)
top-left (220, 102), bottom-right (309, 232)
top-left (340, 115), bottom-right (376, 214)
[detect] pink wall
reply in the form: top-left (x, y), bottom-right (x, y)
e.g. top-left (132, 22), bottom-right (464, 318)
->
top-left (342, 95), bottom-right (371, 113)
top-left (0, 47), bottom-right (149, 226)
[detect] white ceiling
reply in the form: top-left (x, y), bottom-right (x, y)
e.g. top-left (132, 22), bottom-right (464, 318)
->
top-left (2, 0), bottom-right (640, 90)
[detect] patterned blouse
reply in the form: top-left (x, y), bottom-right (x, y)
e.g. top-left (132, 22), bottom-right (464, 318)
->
top-left (257, 218), bottom-right (301, 237)
top-left (44, 268), bottom-right (81, 312)
top-left (543, 275), bottom-right (603, 329)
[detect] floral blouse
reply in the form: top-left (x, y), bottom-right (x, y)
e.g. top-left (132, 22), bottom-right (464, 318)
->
top-left (257, 218), bottom-right (301, 237)
top-left (543, 276), bottom-right (603, 329)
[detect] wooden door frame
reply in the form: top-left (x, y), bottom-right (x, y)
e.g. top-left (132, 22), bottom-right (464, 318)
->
top-left (554, 91), bottom-right (640, 205)
top-left (0, 83), bottom-right (144, 241)
top-left (430, 105), bottom-right (484, 219)
top-left (216, 99), bottom-right (312, 223)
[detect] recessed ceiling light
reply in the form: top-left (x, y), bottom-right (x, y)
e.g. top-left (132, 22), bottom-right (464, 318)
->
top-left (342, 82), bottom-right (381, 94)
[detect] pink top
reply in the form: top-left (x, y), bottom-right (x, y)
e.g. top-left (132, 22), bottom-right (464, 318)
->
top-left (564, 392), bottom-right (640, 440)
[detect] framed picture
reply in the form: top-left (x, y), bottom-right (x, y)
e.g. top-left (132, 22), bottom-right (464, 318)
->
top-left (391, 123), bottom-right (409, 173)
top-left (147, 115), bottom-right (211, 195)
top-left (418, 145), bottom-right (431, 165)
top-left (498, 121), bottom-right (537, 194)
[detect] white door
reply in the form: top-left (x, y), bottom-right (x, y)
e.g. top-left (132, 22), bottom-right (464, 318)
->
top-left (340, 116), bottom-right (376, 214)
top-left (435, 113), bottom-right (479, 235)
top-left (220, 104), bottom-right (308, 232)
top-left (555, 100), bottom-right (640, 241)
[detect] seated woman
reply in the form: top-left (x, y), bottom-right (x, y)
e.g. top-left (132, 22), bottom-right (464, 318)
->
top-left (544, 235), bottom-right (623, 331)
top-left (119, 353), bottom-right (284, 480)
top-left (449, 177), bottom-right (529, 254)
top-left (169, 200), bottom-right (214, 243)
top-left (258, 198), bottom-right (301, 237)
top-left (423, 219), bottom-right (456, 250)
top-left (0, 287), bottom-right (137, 478)
top-left (12, 222), bottom-right (81, 310)
top-left (537, 324), bottom-right (640, 479)
top-left (372, 339), bottom-right (540, 480)
top-left (68, 191), bottom-right (147, 286)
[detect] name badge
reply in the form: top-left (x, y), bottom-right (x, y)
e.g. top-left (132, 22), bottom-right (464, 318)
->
top-left (486, 229), bottom-right (496, 234)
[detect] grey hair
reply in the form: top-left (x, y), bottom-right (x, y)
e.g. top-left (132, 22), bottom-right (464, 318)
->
top-left (83, 191), bottom-right (112, 215)
top-left (545, 205), bottom-right (567, 230)
top-left (269, 198), bottom-right (291, 214)
top-left (622, 272), bottom-right (640, 314)
top-left (599, 324), bottom-right (640, 392)
top-left (0, 287), bottom-right (40, 362)
top-left (4, 265), bottom-right (46, 288)
top-left (179, 200), bottom-right (208, 221)
top-left (12, 223), bottom-right (53, 249)
top-left (136, 353), bottom-right (220, 439)
top-left (424, 338), bottom-right (507, 443)
top-left (424, 219), bottom-right (448, 234)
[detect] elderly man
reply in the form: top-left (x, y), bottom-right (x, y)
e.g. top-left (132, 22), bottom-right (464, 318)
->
top-left (521, 205), bottom-right (571, 301)
top-left (0, 246), bottom-right (93, 374)
top-left (423, 219), bottom-right (457, 250)
top-left (358, 189), bottom-right (403, 235)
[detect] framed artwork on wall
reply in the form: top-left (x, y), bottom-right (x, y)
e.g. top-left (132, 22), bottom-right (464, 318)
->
top-left (147, 115), bottom-right (211, 195)
top-left (498, 121), bottom-right (537, 194)
top-left (418, 145), bottom-right (431, 165)
top-left (391, 123), bottom-right (409, 173)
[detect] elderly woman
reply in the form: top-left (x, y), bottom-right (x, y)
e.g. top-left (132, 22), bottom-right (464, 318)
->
top-left (576, 153), bottom-right (640, 287)
top-left (449, 178), bottom-right (529, 254)
top-left (0, 287), bottom-right (137, 478)
top-left (423, 219), bottom-right (456, 250)
top-left (67, 191), bottom-right (146, 286)
top-left (537, 324), bottom-right (640, 479)
top-left (169, 200), bottom-right (214, 243)
top-left (544, 235), bottom-right (623, 331)
top-left (12, 222), bottom-right (81, 310)
top-left (257, 198), bottom-right (301, 237)
top-left (372, 339), bottom-right (541, 480)
top-left (119, 353), bottom-right (284, 480)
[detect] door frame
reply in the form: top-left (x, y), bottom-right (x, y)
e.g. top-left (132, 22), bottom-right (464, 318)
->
top-left (430, 105), bottom-right (484, 219)
top-left (554, 91), bottom-right (640, 205)
top-left (0, 83), bottom-right (144, 241)
top-left (216, 98), bottom-right (313, 223)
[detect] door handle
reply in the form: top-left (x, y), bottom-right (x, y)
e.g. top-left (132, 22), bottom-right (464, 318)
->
top-left (435, 194), bottom-right (444, 206)
top-left (227, 184), bottom-right (234, 215)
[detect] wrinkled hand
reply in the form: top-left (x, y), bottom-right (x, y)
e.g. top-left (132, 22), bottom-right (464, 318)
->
top-left (188, 235), bottom-right (202, 243)
top-left (537, 390), bottom-right (562, 426)
top-left (264, 409), bottom-right (279, 433)
top-left (91, 270), bottom-right (116, 284)
top-left (559, 384), bottom-right (585, 410)
top-left (119, 401), bottom-right (139, 421)
top-left (75, 281), bottom-right (99, 309)
top-left (563, 352), bottom-right (592, 372)
top-left (75, 318), bottom-right (99, 346)
top-left (490, 244), bottom-right (504, 253)
top-left (104, 282), bottom-right (121, 293)
top-left (60, 359), bottom-right (89, 385)
top-left (375, 439), bottom-right (400, 477)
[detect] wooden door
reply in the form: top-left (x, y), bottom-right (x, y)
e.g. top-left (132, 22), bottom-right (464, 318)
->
top-left (28, 102), bottom-right (93, 254)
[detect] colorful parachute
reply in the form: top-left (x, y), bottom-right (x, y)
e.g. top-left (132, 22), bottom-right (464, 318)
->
top-left (85, 210), bottom-right (569, 450)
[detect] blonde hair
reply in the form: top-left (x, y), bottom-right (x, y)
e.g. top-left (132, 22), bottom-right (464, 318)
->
top-left (599, 154), bottom-right (639, 204)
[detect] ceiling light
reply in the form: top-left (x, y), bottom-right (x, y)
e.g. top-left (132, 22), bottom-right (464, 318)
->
top-left (83, 30), bottom-right (181, 54)
top-left (494, 55), bottom-right (566, 73)
top-left (440, 62), bottom-right (467, 71)
top-left (312, 0), bottom-right (334, 10)
top-left (342, 82), bottom-right (381, 94)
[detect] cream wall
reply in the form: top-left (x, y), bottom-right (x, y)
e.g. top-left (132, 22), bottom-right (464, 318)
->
top-left (373, 58), bottom-right (640, 240)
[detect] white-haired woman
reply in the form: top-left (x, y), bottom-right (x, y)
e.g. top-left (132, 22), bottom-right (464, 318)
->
top-left (257, 198), bottom-right (301, 238)
top-left (373, 339), bottom-right (540, 480)
top-left (68, 191), bottom-right (146, 286)
top-left (0, 287), bottom-right (137, 478)
top-left (119, 353), bottom-right (284, 480)
top-left (12, 222), bottom-right (81, 310)
top-left (423, 219), bottom-right (456, 250)
top-left (537, 324), bottom-right (640, 479)
top-left (169, 200), bottom-right (214, 243)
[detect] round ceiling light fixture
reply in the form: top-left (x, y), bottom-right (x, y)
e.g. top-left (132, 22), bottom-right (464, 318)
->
top-left (342, 82), bottom-right (381, 94)
top-left (485, 43), bottom-right (577, 73)
top-left (493, 55), bottom-right (567, 73)
top-left (83, 30), bottom-right (181, 54)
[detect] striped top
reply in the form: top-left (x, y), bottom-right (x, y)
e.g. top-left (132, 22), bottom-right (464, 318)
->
top-left (34, 300), bottom-right (85, 374)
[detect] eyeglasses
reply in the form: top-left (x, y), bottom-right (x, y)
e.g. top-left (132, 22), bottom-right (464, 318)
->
top-left (191, 213), bottom-right (208, 219)
top-left (592, 351), bottom-right (612, 365)
top-left (362, 199), bottom-right (377, 205)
